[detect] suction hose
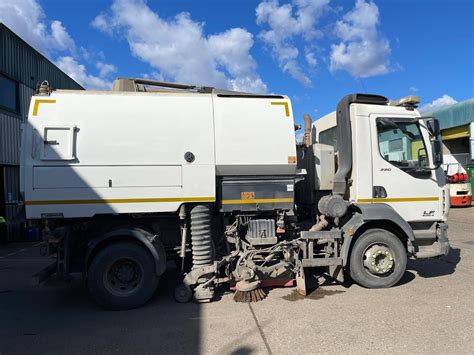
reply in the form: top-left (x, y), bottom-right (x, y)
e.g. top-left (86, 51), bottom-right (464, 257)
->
top-left (190, 205), bottom-right (214, 268)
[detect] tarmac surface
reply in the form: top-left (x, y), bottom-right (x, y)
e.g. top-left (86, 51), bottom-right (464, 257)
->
top-left (0, 208), bottom-right (473, 354)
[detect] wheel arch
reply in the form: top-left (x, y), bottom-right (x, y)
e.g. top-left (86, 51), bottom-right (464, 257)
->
top-left (341, 203), bottom-right (416, 266)
top-left (84, 227), bottom-right (166, 278)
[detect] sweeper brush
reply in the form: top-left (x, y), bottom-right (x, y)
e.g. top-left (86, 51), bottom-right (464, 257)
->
top-left (233, 280), bottom-right (267, 303)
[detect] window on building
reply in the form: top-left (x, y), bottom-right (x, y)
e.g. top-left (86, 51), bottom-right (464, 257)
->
top-left (0, 74), bottom-right (19, 113)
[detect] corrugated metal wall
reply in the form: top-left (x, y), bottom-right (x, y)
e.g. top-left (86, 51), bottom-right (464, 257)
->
top-left (0, 23), bottom-right (84, 242)
top-left (4, 166), bottom-right (20, 204)
top-left (3, 166), bottom-right (23, 241)
top-left (19, 84), bottom-right (35, 118)
top-left (0, 112), bottom-right (21, 165)
top-left (0, 24), bottom-right (83, 91)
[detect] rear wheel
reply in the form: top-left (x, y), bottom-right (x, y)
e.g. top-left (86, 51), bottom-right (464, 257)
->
top-left (349, 229), bottom-right (407, 288)
top-left (88, 242), bottom-right (158, 310)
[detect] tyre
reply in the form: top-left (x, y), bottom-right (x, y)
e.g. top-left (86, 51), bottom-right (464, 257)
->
top-left (349, 229), bottom-right (407, 288)
top-left (88, 242), bottom-right (158, 310)
top-left (174, 283), bottom-right (193, 303)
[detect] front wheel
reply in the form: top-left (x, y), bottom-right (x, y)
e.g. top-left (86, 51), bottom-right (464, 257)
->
top-left (349, 229), bottom-right (407, 288)
top-left (88, 242), bottom-right (159, 310)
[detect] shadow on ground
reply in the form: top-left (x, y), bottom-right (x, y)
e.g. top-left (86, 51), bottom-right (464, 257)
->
top-left (0, 264), bottom-right (204, 354)
top-left (408, 247), bottom-right (461, 278)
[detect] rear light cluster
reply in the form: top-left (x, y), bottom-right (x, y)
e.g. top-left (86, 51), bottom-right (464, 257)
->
top-left (448, 173), bottom-right (469, 183)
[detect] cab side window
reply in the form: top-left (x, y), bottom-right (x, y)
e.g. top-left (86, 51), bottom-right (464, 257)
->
top-left (377, 119), bottom-right (428, 169)
top-left (319, 126), bottom-right (338, 151)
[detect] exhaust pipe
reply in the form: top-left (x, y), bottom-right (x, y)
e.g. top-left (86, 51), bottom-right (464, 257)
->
top-left (303, 113), bottom-right (312, 148)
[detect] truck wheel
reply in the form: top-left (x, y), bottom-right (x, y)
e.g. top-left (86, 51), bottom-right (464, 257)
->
top-left (88, 242), bottom-right (158, 310)
top-left (349, 229), bottom-right (407, 289)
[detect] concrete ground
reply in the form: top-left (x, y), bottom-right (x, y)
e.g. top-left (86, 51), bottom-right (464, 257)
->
top-left (0, 208), bottom-right (473, 354)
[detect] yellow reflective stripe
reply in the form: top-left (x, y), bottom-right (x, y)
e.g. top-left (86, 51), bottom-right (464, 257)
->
top-left (32, 99), bottom-right (56, 116)
top-left (357, 197), bottom-right (439, 203)
top-left (25, 197), bottom-right (216, 206)
top-left (271, 101), bottom-right (290, 117)
top-left (222, 198), bottom-right (294, 205)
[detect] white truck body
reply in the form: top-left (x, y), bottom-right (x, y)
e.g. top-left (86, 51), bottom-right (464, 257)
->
top-left (22, 90), bottom-right (296, 218)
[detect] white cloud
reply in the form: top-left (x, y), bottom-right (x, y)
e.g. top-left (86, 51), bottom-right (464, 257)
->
top-left (419, 94), bottom-right (458, 113)
top-left (92, 0), bottom-right (267, 93)
top-left (0, 0), bottom-right (117, 91)
top-left (56, 56), bottom-right (112, 90)
top-left (305, 49), bottom-right (318, 67)
top-left (0, 0), bottom-right (75, 56)
top-left (50, 20), bottom-right (76, 53)
top-left (96, 62), bottom-right (118, 78)
top-left (90, 14), bottom-right (113, 35)
top-left (256, 0), bottom-right (329, 85)
top-left (330, 0), bottom-right (390, 78)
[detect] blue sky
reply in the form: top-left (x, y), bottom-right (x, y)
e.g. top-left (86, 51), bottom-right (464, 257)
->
top-left (1, 0), bottom-right (473, 125)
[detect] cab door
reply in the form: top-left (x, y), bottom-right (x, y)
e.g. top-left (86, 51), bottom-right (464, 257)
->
top-left (368, 115), bottom-right (441, 222)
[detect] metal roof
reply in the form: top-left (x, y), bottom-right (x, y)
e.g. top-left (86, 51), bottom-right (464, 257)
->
top-left (427, 98), bottom-right (474, 130)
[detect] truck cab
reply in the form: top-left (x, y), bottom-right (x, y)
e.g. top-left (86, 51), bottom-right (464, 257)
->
top-left (311, 94), bottom-right (449, 259)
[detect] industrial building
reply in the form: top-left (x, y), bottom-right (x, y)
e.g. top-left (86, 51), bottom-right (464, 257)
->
top-left (0, 23), bottom-right (83, 242)
top-left (433, 99), bottom-right (474, 192)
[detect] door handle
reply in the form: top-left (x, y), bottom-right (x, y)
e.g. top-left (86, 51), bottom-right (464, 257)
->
top-left (44, 140), bottom-right (59, 145)
top-left (373, 186), bottom-right (387, 198)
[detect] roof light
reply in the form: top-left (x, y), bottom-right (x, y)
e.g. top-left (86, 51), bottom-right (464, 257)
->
top-left (389, 95), bottom-right (420, 108)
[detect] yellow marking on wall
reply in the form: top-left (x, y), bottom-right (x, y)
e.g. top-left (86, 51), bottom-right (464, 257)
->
top-left (441, 124), bottom-right (469, 141)
top-left (222, 198), bottom-right (294, 205)
top-left (356, 197), bottom-right (439, 203)
top-left (271, 101), bottom-right (290, 117)
top-left (32, 99), bottom-right (56, 116)
top-left (25, 196), bottom-right (216, 206)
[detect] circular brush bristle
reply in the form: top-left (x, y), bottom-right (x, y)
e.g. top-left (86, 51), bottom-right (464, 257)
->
top-left (233, 288), bottom-right (267, 303)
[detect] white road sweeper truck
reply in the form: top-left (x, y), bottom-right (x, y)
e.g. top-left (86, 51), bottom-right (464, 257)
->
top-left (22, 79), bottom-right (450, 309)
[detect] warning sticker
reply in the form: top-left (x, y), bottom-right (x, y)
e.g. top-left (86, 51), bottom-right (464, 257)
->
top-left (241, 192), bottom-right (255, 200)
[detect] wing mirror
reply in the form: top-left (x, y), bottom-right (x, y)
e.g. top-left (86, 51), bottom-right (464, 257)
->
top-left (424, 117), bottom-right (443, 168)
top-left (432, 139), bottom-right (443, 168)
top-left (426, 117), bottom-right (440, 137)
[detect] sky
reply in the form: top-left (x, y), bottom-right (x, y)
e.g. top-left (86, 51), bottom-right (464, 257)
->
top-left (0, 0), bottom-right (473, 125)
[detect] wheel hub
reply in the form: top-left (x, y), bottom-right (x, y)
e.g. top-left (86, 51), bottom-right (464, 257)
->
top-left (363, 244), bottom-right (394, 276)
top-left (106, 258), bottom-right (142, 295)
top-left (115, 263), bottom-right (136, 283)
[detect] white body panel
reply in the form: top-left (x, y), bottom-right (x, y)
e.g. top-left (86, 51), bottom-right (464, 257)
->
top-left (213, 96), bottom-right (296, 175)
top-left (22, 90), bottom-right (296, 218)
top-left (24, 91), bottom-right (216, 218)
top-left (313, 143), bottom-right (335, 190)
top-left (313, 104), bottom-right (447, 223)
